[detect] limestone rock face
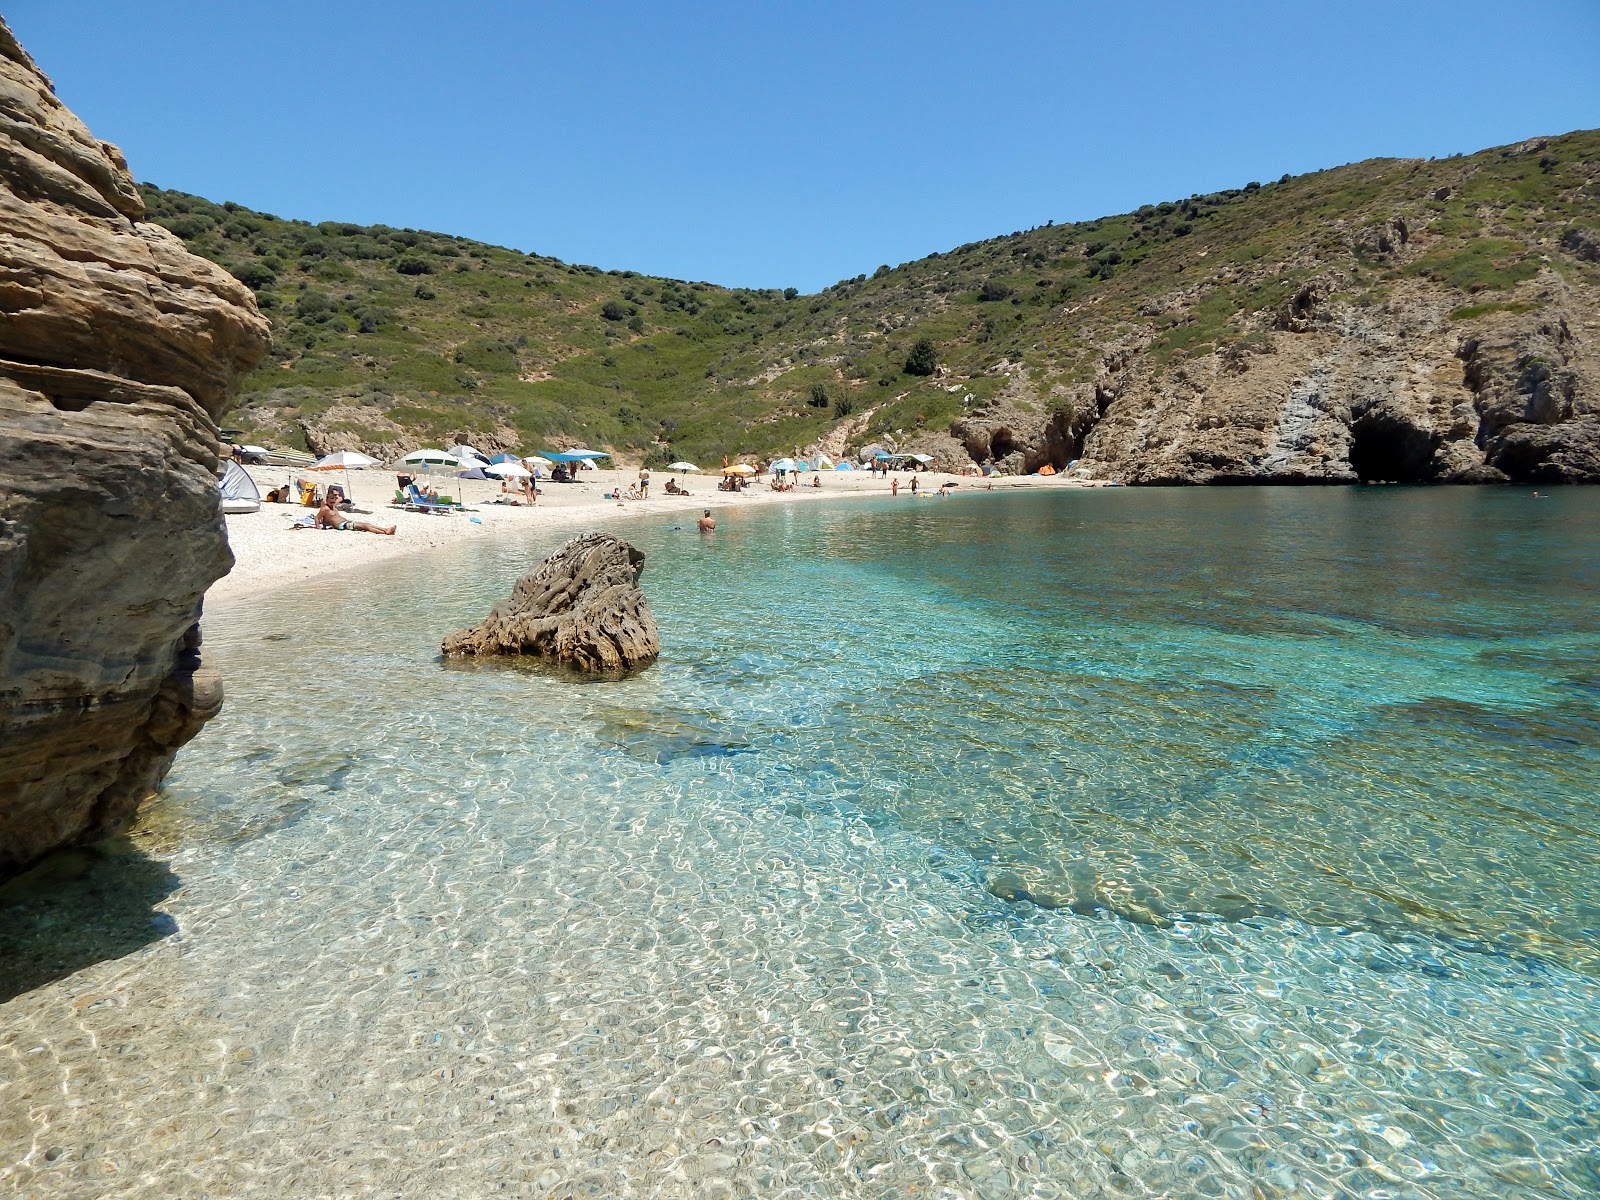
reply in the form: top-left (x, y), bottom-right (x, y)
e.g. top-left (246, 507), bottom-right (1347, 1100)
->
top-left (954, 270), bottom-right (1600, 485)
top-left (442, 533), bottom-right (660, 672)
top-left (0, 22), bottom-right (270, 878)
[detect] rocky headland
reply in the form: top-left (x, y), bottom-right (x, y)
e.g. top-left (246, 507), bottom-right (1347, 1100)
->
top-left (0, 21), bottom-right (269, 880)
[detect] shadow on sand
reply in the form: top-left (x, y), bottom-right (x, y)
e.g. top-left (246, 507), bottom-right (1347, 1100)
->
top-left (0, 842), bottom-right (180, 1004)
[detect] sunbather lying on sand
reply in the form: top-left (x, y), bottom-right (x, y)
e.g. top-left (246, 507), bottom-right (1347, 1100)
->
top-left (293, 499), bottom-right (396, 535)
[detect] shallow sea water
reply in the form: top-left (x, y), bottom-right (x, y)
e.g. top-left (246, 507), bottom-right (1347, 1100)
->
top-left (4, 486), bottom-right (1600, 1198)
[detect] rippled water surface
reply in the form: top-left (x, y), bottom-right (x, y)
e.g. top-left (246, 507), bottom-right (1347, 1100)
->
top-left (5, 486), bottom-right (1600, 1198)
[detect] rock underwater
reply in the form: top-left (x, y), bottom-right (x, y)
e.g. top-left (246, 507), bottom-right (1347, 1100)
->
top-left (442, 532), bottom-right (661, 673)
top-left (0, 20), bottom-right (270, 880)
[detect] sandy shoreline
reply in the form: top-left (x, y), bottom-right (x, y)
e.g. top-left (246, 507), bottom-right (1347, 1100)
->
top-left (210, 464), bottom-right (1096, 610)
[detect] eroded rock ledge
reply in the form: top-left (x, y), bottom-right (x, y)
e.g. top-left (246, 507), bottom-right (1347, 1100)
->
top-left (442, 533), bottom-right (660, 672)
top-left (0, 20), bottom-right (270, 879)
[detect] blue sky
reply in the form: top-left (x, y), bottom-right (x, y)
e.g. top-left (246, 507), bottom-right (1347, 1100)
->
top-left (10, 1), bottom-right (1599, 293)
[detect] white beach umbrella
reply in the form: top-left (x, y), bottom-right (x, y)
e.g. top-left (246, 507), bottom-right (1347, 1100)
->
top-left (484, 461), bottom-right (531, 479)
top-left (668, 461), bottom-right (701, 471)
top-left (394, 448), bottom-right (463, 498)
top-left (770, 458), bottom-right (796, 473)
top-left (395, 448), bottom-right (461, 467)
top-left (525, 455), bottom-right (555, 467)
top-left (308, 450), bottom-right (380, 502)
top-left (310, 450), bottom-right (379, 470)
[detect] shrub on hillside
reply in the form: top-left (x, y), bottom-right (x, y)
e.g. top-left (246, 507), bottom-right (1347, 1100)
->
top-left (395, 257), bottom-right (432, 275)
top-left (601, 300), bottom-right (627, 321)
top-left (808, 383), bottom-right (829, 408)
top-left (904, 337), bottom-right (938, 376)
top-left (979, 280), bottom-right (1014, 302)
top-left (232, 262), bottom-right (277, 290)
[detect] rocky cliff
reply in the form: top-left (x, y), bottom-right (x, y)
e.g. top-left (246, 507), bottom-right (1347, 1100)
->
top-left (0, 21), bottom-right (270, 880)
top-left (975, 269), bottom-right (1600, 486)
top-left (946, 139), bottom-right (1600, 484)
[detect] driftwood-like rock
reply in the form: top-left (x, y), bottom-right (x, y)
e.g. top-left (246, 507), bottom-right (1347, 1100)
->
top-left (0, 21), bottom-right (270, 880)
top-left (442, 533), bottom-right (660, 672)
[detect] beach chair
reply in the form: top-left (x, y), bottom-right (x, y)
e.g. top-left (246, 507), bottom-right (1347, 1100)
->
top-left (399, 484), bottom-right (459, 514)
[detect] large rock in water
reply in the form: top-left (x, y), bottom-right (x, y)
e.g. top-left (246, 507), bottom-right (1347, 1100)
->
top-left (0, 21), bottom-right (270, 879)
top-left (442, 533), bottom-right (660, 672)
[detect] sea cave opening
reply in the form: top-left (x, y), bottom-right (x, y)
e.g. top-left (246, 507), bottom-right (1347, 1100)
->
top-left (1348, 413), bottom-right (1436, 484)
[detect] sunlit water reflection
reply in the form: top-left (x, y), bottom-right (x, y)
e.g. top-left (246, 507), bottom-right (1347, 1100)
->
top-left (4, 487), bottom-right (1599, 1198)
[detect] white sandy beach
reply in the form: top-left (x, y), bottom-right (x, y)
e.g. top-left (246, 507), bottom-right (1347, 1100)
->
top-left (211, 463), bottom-right (1096, 608)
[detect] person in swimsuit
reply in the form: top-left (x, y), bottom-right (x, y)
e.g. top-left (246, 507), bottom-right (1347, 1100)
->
top-left (294, 498), bottom-right (396, 534)
top-left (697, 509), bottom-right (716, 531)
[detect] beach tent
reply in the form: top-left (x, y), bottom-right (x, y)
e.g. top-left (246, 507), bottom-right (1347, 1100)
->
top-left (456, 467), bottom-right (489, 480)
top-left (815, 454), bottom-right (835, 468)
top-left (834, 462), bottom-right (855, 471)
top-left (487, 452), bottom-right (523, 465)
top-left (219, 460), bottom-right (261, 514)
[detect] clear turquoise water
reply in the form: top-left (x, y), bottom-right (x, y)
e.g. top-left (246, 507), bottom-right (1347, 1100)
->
top-left (5, 487), bottom-right (1599, 1198)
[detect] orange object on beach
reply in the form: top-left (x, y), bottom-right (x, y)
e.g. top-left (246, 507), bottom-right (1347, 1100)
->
top-left (1037, 464), bottom-right (1057, 476)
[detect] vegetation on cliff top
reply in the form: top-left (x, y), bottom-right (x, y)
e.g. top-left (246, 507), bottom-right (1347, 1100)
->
top-left (141, 128), bottom-right (1600, 464)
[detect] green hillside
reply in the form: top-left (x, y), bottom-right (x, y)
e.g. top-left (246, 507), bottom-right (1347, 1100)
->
top-left (141, 127), bottom-right (1600, 465)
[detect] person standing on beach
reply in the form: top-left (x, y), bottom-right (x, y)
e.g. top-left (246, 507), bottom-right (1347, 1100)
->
top-left (910, 475), bottom-right (919, 495)
top-left (639, 466), bottom-right (651, 497)
top-left (698, 509), bottom-right (716, 531)
top-left (891, 477), bottom-right (899, 496)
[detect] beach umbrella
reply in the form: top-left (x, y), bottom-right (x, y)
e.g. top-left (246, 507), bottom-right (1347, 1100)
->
top-left (308, 449), bottom-right (379, 502)
top-left (484, 461), bottom-right (531, 478)
top-left (668, 461), bottom-right (700, 471)
top-left (726, 463), bottom-right (755, 475)
top-left (309, 450), bottom-right (378, 470)
top-left (396, 448), bottom-right (461, 467)
top-left (394, 448), bottom-right (463, 498)
top-left (770, 457), bottom-right (796, 473)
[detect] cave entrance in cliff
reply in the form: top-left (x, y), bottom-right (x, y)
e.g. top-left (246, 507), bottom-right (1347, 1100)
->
top-left (990, 428), bottom-right (1017, 460)
top-left (1348, 414), bottom-right (1436, 484)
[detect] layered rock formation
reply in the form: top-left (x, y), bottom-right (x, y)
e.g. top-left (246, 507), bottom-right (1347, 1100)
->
top-left (1066, 275), bottom-right (1599, 485)
top-left (948, 232), bottom-right (1599, 484)
top-left (442, 533), bottom-right (660, 672)
top-left (0, 22), bottom-right (270, 879)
